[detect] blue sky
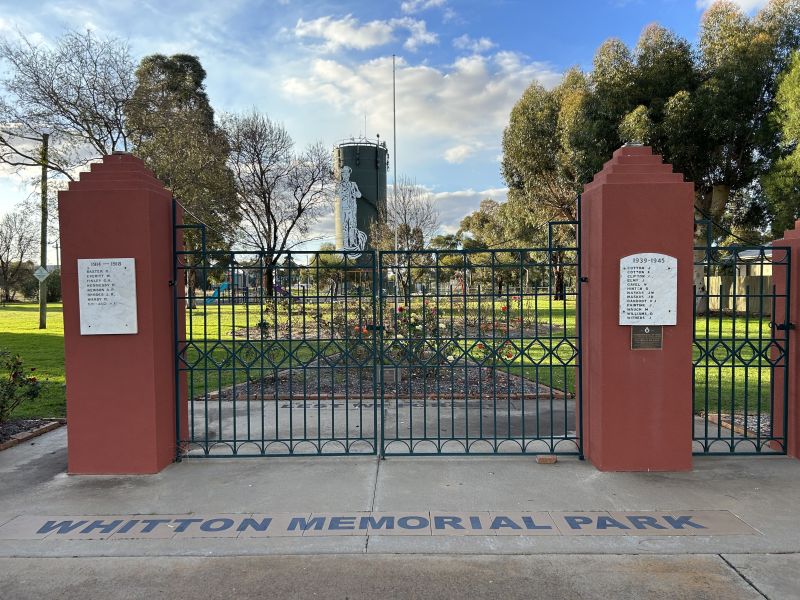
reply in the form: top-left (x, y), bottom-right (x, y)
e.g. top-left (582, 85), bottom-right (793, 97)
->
top-left (0, 0), bottom-right (769, 255)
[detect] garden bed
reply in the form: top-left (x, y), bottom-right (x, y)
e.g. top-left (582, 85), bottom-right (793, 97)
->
top-left (204, 363), bottom-right (570, 403)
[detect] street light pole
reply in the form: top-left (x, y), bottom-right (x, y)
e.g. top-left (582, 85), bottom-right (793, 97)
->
top-left (39, 132), bottom-right (48, 330)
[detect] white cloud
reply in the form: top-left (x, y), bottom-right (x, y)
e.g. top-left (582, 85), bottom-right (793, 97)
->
top-left (294, 15), bottom-right (394, 51)
top-left (696, 0), bottom-right (768, 12)
top-left (282, 52), bottom-right (560, 146)
top-left (394, 17), bottom-right (438, 51)
top-left (431, 187), bottom-right (509, 233)
top-left (294, 14), bottom-right (437, 53)
top-left (444, 144), bottom-right (479, 164)
top-left (453, 34), bottom-right (496, 53)
top-left (401, 0), bottom-right (447, 14)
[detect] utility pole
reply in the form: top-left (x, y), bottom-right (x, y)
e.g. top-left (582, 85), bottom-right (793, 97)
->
top-left (39, 132), bottom-right (48, 329)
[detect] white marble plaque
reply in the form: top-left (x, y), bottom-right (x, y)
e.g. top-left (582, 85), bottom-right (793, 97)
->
top-left (78, 258), bottom-right (138, 335)
top-left (619, 253), bottom-right (677, 325)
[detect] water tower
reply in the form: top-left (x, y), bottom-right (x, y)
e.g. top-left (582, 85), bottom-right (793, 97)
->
top-left (333, 137), bottom-right (388, 256)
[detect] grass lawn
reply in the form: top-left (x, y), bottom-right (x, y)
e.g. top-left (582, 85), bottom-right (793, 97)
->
top-left (0, 300), bottom-right (778, 419)
top-left (0, 303), bottom-right (66, 419)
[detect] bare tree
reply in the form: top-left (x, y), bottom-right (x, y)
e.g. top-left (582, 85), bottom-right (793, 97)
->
top-left (222, 110), bottom-right (334, 294)
top-left (0, 29), bottom-right (135, 180)
top-left (0, 208), bottom-right (36, 302)
top-left (372, 175), bottom-right (439, 297)
top-left (372, 175), bottom-right (439, 251)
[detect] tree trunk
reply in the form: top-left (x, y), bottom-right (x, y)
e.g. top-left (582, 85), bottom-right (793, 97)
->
top-left (693, 185), bottom-right (730, 315)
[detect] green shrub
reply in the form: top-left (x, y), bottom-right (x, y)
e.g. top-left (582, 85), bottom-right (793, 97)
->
top-left (0, 350), bottom-right (43, 423)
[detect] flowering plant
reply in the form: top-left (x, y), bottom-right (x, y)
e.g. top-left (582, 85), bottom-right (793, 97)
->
top-left (0, 351), bottom-right (43, 423)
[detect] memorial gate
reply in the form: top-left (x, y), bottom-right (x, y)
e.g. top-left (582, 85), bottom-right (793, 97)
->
top-left (56, 146), bottom-right (799, 474)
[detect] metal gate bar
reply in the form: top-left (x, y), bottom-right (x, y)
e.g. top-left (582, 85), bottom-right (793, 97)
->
top-left (692, 222), bottom-right (790, 454)
top-left (378, 243), bottom-right (581, 456)
top-left (175, 220), bottom-right (379, 456)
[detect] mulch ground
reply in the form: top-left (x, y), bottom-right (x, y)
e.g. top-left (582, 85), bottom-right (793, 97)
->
top-left (208, 364), bottom-right (570, 403)
top-left (0, 419), bottom-right (50, 444)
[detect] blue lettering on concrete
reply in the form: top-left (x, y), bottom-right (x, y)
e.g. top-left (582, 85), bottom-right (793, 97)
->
top-left (172, 518), bottom-right (204, 533)
top-left (81, 520), bottom-right (123, 534)
top-left (329, 517), bottom-right (356, 530)
top-left (200, 518), bottom-right (234, 532)
top-left (116, 520), bottom-right (140, 534)
top-left (565, 516), bottom-right (593, 530)
top-left (490, 516), bottom-right (522, 530)
top-left (37, 520), bottom-right (88, 535)
top-left (626, 516), bottom-right (667, 530)
top-left (238, 518), bottom-right (272, 532)
top-left (288, 517), bottom-right (326, 531)
top-left (469, 516), bottom-right (483, 530)
top-left (141, 519), bottom-right (171, 533)
top-left (358, 516), bottom-right (394, 530)
top-left (596, 516), bottom-right (630, 530)
top-left (663, 516), bottom-right (706, 530)
top-left (522, 516), bottom-right (552, 530)
top-left (433, 516), bottom-right (464, 530)
top-left (397, 516), bottom-right (429, 530)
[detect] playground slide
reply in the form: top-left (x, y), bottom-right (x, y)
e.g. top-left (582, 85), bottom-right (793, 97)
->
top-left (205, 281), bottom-right (230, 305)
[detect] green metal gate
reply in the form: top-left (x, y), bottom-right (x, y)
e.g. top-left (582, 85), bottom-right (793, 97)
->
top-left (174, 219), bottom-right (379, 456)
top-left (693, 220), bottom-right (790, 454)
top-left (378, 237), bottom-right (582, 455)
top-left (174, 207), bottom-right (582, 458)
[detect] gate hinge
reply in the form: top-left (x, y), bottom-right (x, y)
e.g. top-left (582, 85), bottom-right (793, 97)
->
top-left (580, 277), bottom-right (588, 283)
top-left (168, 280), bottom-right (175, 287)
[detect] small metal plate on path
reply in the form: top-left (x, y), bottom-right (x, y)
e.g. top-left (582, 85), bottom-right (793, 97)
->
top-left (631, 325), bottom-right (662, 350)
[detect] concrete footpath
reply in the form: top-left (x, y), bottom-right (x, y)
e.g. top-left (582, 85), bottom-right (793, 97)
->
top-left (1, 428), bottom-right (799, 599)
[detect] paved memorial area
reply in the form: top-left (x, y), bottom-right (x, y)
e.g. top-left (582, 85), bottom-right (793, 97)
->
top-left (1, 427), bottom-right (800, 556)
top-left (2, 428), bottom-right (800, 597)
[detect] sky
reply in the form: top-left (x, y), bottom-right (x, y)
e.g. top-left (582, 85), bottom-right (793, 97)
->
top-left (0, 0), bottom-right (772, 259)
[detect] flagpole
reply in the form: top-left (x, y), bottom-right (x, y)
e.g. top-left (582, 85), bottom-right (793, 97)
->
top-left (392, 54), bottom-right (398, 253)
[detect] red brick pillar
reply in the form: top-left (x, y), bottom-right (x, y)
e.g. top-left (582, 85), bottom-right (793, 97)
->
top-left (771, 224), bottom-right (800, 458)
top-left (58, 153), bottom-right (185, 474)
top-left (580, 146), bottom-right (694, 471)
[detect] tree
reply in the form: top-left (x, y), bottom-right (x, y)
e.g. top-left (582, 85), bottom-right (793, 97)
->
top-left (222, 109), bottom-right (333, 295)
top-left (126, 54), bottom-right (238, 303)
top-left (763, 50), bottom-right (800, 234)
top-left (0, 208), bottom-right (36, 303)
top-left (371, 175), bottom-right (439, 298)
top-left (0, 29), bottom-right (135, 179)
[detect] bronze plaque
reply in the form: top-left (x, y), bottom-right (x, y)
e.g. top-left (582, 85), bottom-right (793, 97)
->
top-left (631, 325), bottom-right (663, 350)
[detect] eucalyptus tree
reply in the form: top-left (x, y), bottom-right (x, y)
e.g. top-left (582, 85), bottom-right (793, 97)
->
top-left (126, 54), bottom-right (238, 303)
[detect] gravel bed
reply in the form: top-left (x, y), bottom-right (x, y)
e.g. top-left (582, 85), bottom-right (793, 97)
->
top-left (0, 419), bottom-right (50, 444)
top-left (717, 413), bottom-right (773, 437)
top-left (209, 364), bottom-right (568, 403)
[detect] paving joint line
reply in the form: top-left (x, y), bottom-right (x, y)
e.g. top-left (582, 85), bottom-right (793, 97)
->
top-left (364, 454), bottom-right (382, 554)
top-left (718, 554), bottom-right (769, 599)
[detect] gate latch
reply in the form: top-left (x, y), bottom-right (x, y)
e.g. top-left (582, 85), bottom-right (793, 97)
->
top-left (774, 322), bottom-right (795, 331)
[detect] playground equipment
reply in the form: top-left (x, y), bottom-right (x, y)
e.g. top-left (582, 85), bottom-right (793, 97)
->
top-left (205, 281), bottom-right (229, 305)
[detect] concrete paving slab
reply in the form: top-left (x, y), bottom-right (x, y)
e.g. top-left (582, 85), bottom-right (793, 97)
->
top-left (0, 554), bottom-right (767, 600)
top-left (1, 428), bottom-right (800, 558)
top-left (722, 553), bottom-right (800, 600)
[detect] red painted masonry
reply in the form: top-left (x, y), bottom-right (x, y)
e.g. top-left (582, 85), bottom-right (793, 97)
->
top-left (580, 146), bottom-right (695, 471)
top-left (58, 154), bottom-right (186, 474)
top-left (771, 223), bottom-right (800, 458)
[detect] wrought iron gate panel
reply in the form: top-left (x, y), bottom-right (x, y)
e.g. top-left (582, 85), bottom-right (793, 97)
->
top-left (175, 221), bottom-right (378, 456)
top-left (378, 242), bottom-right (582, 456)
top-left (693, 223), bottom-right (790, 454)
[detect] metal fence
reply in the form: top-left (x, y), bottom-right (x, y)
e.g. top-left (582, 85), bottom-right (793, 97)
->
top-left (379, 245), bottom-right (581, 455)
top-left (693, 232), bottom-right (790, 454)
top-left (174, 226), bottom-right (379, 456)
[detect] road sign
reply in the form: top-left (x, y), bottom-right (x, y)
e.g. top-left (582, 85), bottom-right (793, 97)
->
top-left (33, 266), bottom-right (50, 282)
